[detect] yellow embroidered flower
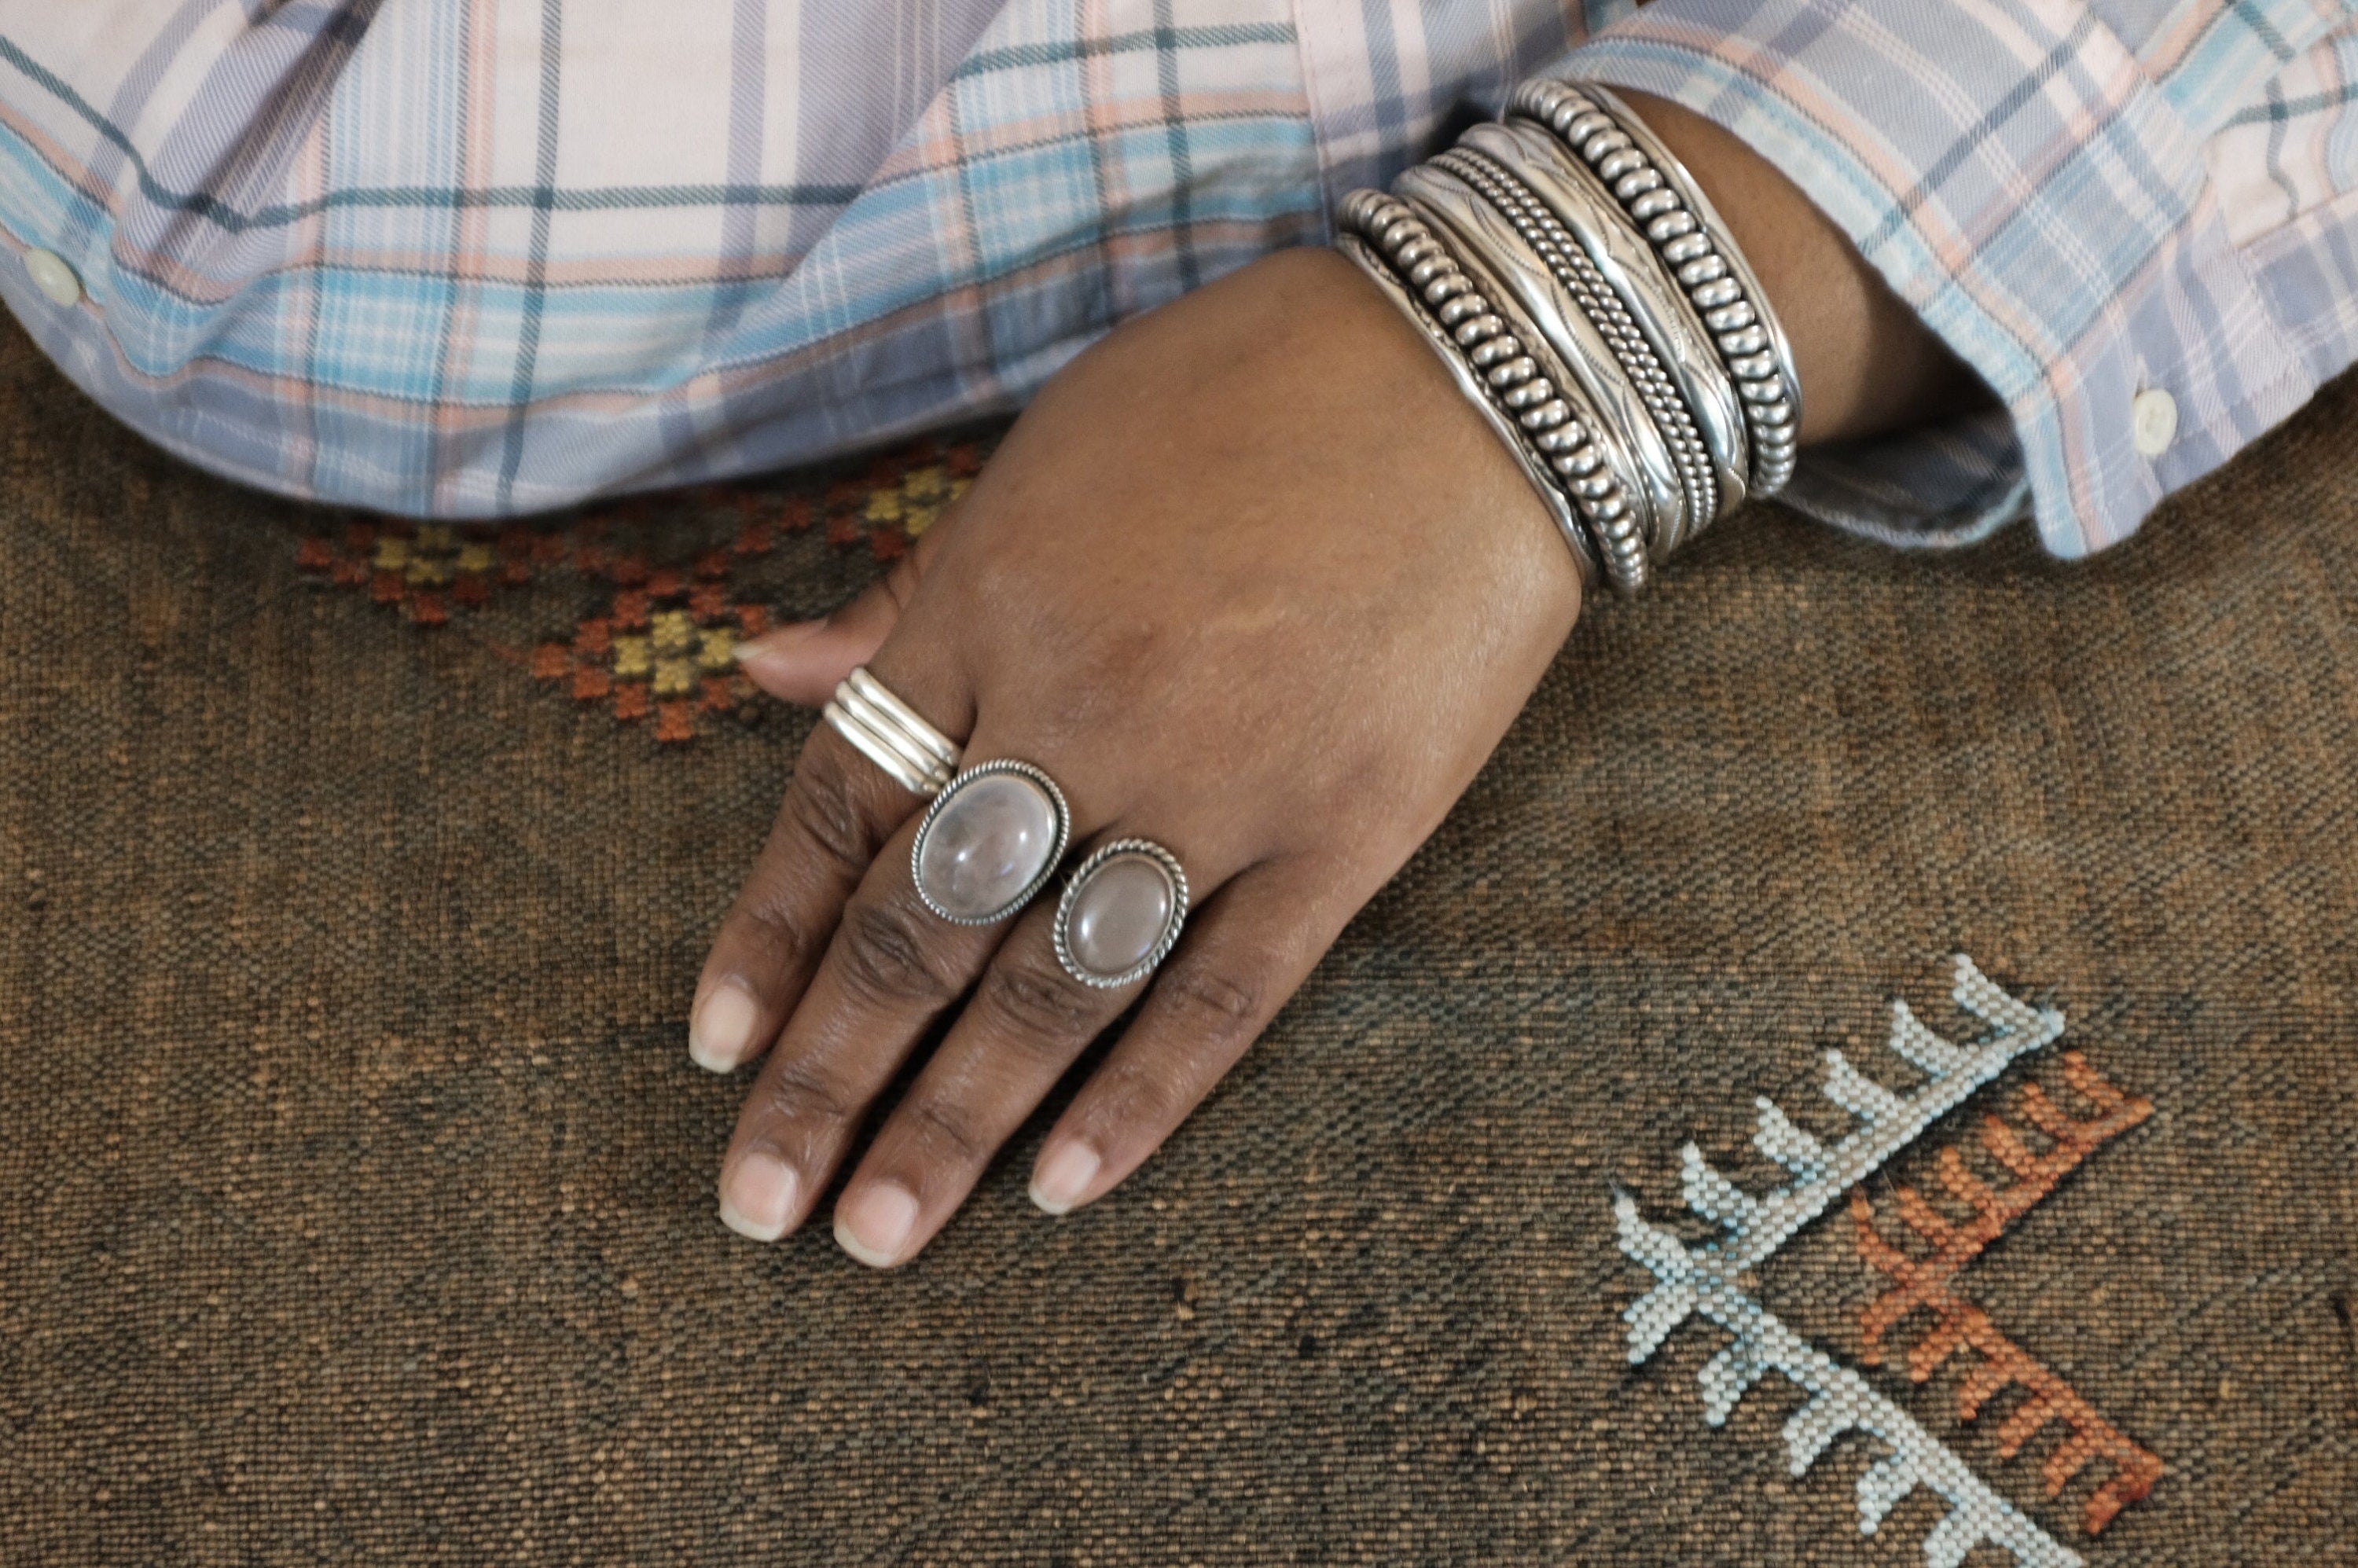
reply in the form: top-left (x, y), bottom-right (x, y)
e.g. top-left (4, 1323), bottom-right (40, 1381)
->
top-left (651, 608), bottom-right (694, 654)
top-left (612, 637), bottom-right (652, 678)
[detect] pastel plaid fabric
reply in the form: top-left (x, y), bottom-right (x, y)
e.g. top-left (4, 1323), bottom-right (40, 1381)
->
top-left (2, 2), bottom-right (2355, 557)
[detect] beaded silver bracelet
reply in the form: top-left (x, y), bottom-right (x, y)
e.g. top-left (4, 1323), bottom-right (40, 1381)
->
top-left (1431, 142), bottom-right (1726, 551)
top-left (1393, 162), bottom-right (1679, 582)
top-left (1340, 189), bottom-right (1653, 591)
top-left (1335, 80), bottom-right (1801, 592)
top-left (1508, 81), bottom-right (1802, 496)
top-left (1338, 235), bottom-right (1604, 589)
top-left (1461, 119), bottom-right (1755, 537)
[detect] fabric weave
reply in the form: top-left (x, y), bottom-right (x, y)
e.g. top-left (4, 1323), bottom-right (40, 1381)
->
top-left (2, 310), bottom-right (2351, 1563)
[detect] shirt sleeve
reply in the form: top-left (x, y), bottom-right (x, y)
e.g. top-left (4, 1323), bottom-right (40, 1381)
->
top-left (1548, 0), bottom-right (2330, 556)
top-left (0, 2), bottom-right (1320, 520)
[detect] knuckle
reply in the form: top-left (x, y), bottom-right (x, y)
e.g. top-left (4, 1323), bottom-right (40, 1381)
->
top-left (979, 955), bottom-right (1106, 1043)
top-left (835, 894), bottom-right (959, 1009)
top-left (782, 745), bottom-right (878, 874)
top-left (901, 1096), bottom-right (988, 1166)
top-left (758, 1057), bottom-right (855, 1129)
top-left (1159, 962), bottom-right (1263, 1043)
top-left (880, 551), bottom-right (926, 614)
top-left (1085, 1057), bottom-right (1184, 1132)
top-left (733, 890), bottom-right (818, 973)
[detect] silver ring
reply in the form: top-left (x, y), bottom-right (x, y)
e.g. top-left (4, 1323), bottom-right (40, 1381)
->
top-left (824, 697), bottom-right (950, 795)
top-left (832, 681), bottom-right (954, 791)
top-left (847, 667), bottom-right (959, 768)
top-left (1052, 839), bottom-right (1189, 988)
top-left (910, 760), bottom-right (1072, 925)
top-left (823, 666), bottom-right (961, 795)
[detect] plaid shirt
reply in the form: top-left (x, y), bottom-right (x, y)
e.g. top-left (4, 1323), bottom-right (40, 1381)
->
top-left (2, 2), bottom-right (2354, 558)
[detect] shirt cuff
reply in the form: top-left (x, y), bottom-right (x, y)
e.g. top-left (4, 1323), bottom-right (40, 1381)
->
top-left (1545, 0), bottom-right (2314, 556)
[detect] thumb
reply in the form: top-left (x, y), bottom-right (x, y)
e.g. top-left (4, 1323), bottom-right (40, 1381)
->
top-left (733, 522), bottom-right (945, 707)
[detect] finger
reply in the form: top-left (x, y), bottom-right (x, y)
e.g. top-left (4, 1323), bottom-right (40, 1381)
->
top-left (715, 751), bottom-right (1080, 1244)
top-left (687, 652), bottom-right (972, 1077)
top-left (734, 520), bottom-right (949, 706)
top-left (1027, 859), bottom-right (1345, 1217)
top-left (828, 839), bottom-right (1225, 1268)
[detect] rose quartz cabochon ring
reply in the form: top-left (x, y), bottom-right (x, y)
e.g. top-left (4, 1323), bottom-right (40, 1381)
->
top-left (1053, 839), bottom-right (1188, 988)
top-left (910, 760), bottom-right (1072, 924)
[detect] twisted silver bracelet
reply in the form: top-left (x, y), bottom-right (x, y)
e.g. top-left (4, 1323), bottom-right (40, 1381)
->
top-left (1509, 80), bottom-right (1802, 496)
top-left (1392, 163), bottom-right (1676, 583)
top-left (1431, 143), bottom-right (1723, 549)
top-left (1341, 189), bottom-right (1652, 591)
top-left (1463, 118), bottom-right (1754, 539)
top-left (1337, 237), bottom-right (1605, 589)
top-left (1337, 79), bottom-right (1798, 592)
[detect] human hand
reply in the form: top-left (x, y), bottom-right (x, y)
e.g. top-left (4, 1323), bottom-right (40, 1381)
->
top-left (691, 246), bottom-right (1584, 1267)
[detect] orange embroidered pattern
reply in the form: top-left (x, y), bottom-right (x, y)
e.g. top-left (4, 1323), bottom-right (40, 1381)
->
top-left (1850, 1051), bottom-right (2161, 1536)
top-left (296, 440), bottom-right (985, 743)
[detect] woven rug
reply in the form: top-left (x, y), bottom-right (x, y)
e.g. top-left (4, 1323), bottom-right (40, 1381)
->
top-left (1, 310), bottom-right (2351, 1566)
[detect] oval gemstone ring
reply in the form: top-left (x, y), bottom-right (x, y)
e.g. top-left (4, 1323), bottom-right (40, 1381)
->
top-left (1053, 839), bottom-right (1189, 988)
top-left (910, 760), bottom-right (1072, 925)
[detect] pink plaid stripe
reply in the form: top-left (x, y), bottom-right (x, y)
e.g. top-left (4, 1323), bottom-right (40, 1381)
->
top-left (0, 0), bottom-right (2354, 558)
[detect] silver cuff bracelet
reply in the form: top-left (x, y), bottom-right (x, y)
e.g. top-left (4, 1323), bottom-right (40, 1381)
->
top-left (1337, 79), bottom-right (1801, 591)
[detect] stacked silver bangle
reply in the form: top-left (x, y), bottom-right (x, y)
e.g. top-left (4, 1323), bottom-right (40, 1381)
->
top-left (1338, 81), bottom-right (1801, 591)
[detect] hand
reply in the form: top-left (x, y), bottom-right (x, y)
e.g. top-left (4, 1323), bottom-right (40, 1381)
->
top-left (691, 245), bottom-right (1584, 1267)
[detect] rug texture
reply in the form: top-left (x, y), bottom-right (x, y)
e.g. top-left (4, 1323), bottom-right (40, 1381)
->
top-left (0, 308), bottom-right (2352, 1566)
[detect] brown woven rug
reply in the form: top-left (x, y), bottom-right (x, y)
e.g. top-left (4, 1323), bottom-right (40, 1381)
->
top-left (1, 309), bottom-right (2351, 1566)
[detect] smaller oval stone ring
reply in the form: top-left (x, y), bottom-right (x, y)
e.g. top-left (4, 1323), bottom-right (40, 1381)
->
top-left (1053, 839), bottom-right (1190, 989)
top-left (910, 760), bottom-right (1073, 925)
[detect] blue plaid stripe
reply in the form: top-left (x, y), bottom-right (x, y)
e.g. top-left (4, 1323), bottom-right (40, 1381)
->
top-left (2, 0), bottom-right (2356, 558)
top-left (1556, 0), bottom-right (2347, 554)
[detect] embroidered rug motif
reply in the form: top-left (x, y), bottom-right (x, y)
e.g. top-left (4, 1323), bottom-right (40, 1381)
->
top-left (1616, 957), bottom-right (2157, 1567)
top-left (292, 439), bottom-right (988, 744)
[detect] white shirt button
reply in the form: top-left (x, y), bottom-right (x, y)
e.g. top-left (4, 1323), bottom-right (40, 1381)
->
top-left (2131, 387), bottom-right (2178, 457)
top-left (23, 248), bottom-right (83, 309)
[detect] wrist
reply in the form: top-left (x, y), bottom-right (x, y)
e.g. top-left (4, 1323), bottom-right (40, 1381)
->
top-left (1250, 245), bottom-right (1589, 633)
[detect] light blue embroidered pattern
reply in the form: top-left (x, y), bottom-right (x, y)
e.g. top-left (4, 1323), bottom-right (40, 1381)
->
top-left (1614, 956), bottom-right (2082, 1568)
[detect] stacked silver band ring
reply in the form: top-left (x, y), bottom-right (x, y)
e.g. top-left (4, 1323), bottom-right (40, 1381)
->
top-left (1337, 79), bottom-right (1801, 591)
top-left (1054, 839), bottom-right (1189, 988)
top-left (824, 666), bottom-right (961, 795)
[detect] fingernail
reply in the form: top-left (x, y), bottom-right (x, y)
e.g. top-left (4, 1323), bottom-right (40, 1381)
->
top-left (689, 981), bottom-right (759, 1072)
top-left (1029, 1141), bottom-right (1101, 1216)
top-left (834, 1181), bottom-right (920, 1268)
top-left (718, 1150), bottom-right (800, 1243)
top-left (733, 620), bottom-right (822, 665)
